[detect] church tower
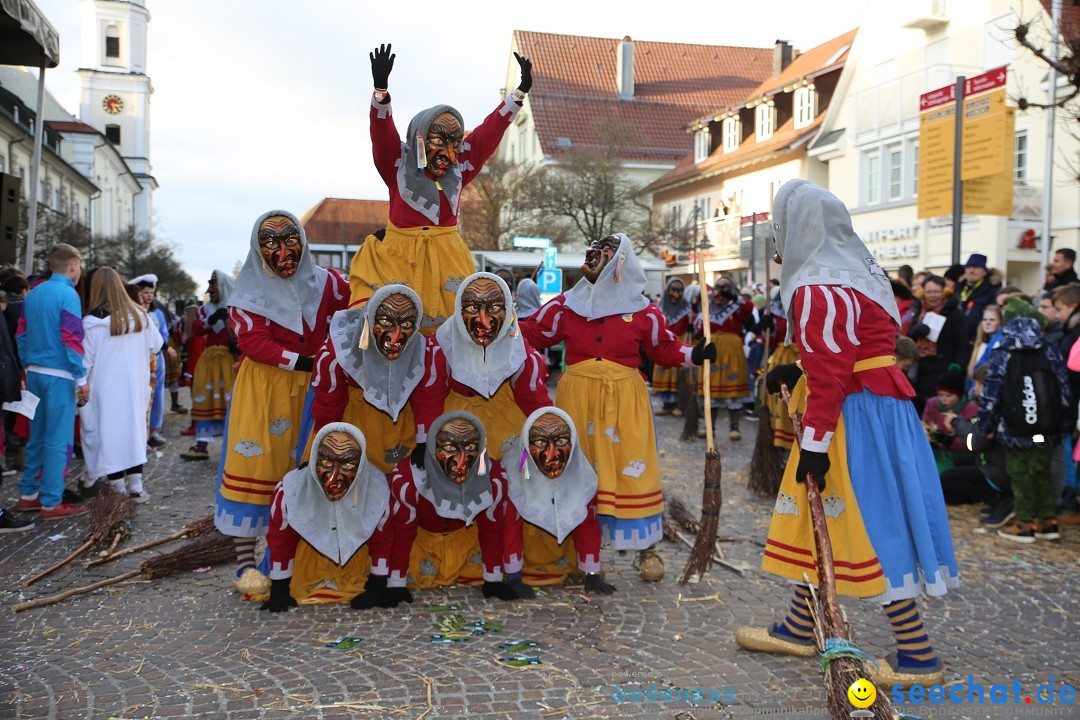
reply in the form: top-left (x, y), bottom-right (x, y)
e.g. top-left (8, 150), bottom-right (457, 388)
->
top-left (75, 0), bottom-right (157, 237)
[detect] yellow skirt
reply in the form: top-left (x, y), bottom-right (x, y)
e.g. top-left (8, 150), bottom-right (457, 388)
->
top-left (698, 332), bottom-right (749, 399)
top-left (348, 221), bottom-right (476, 335)
top-left (165, 336), bottom-right (183, 386)
top-left (301, 385), bottom-right (415, 474)
top-left (556, 360), bottom-right (663, 520)
top-left (407, 526), bottom-right (485, 588)
top-left (759, 375), bottom-right (887, 599)
top-left (445, 384), bottom-right (525, 461)
top-left (291, 541), bottom-right (372, 604)
top-left (651, 364), bottom-right (679, 394)
top-left (765, 344), bottom-right (799, 450)
top-left (220, 360), bottom-right (310, 507)
top-left (521, 524), bottom-right (577, 585)
top-left (191, 345), bottom-right (236, 424)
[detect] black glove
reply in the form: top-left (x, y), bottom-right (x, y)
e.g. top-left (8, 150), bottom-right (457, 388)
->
top-left (759, 313), bottom-right (775, 332)
top-left (208, 307), bottom-right (228, 325)
top-left (482, 580), bottom-right (519, 601)
top-left (350, 574), bottom-right (387, 610)
top-left (765, 363), bottom-right (802, 394)
top-left (690, 337), bottom-right (717, 366)
top-left (260, 578), bottom-right (296, 613)
top-left (379, 586), bottom-right (414, 608)
top-left (372, 227), bottom-right (386, 242)
top-left (227, 339), bottom-right (240, 356)
top-left (514, 51), bottom-right (533, 94)
top-left (795, 449), bottom-right (829, 492)
top-left (294, 355), bottom-right (314, 373)
top-left (584, 573), bottom-right (616, 595)
top-left (410, 441), bottom-right (426, 470)
top-left (909, 323), bottom-right (930, 340)
top-left (370, 43), bottom-right (395, 89)
top-left (506, 577), bottom-right (535, 600)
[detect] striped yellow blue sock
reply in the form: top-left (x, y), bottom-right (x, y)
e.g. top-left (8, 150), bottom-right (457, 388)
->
top-left (885, 598), bottom-right (938, 669)
top-left (234, 538), bottom-right (256, 575)
top-left (771, 585), bottom-right (815, 642)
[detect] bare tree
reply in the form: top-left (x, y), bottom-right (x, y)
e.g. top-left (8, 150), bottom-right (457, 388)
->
top-left (458, 157), bottom-right (543, 250)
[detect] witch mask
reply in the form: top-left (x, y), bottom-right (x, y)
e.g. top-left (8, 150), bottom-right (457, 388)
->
top-left (528, 412), bottom-right (572, 479)
top-left (257, 215), bottom-right (303, 279)
top-left (315, 431), bottom-right (362, 501)
top-left (435, 418), bottom-right (482, 485)
top-left (581, 235), bottom-right (621, 284)
top-left (460, 277), bottom-right (506, 347)
top-left (372, 292), bottom-right (419, 360)
top-left (423, 111), bottom-right (464, 179)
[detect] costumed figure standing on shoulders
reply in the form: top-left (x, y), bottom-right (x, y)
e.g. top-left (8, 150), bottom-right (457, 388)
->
top-left (385, 411), bottom-right (530, 603)
top-left (181, 270), bottom-right (237, 462)
top-left (734, 179), bottom-right (957, 689)
top-left (298, 284), bottom-right (424, 473)
top-left (215, 210), bottom-right (348, 596)
top-left (263, 422), bottom-right (393, 611)
top-left (695, 276), bottom-right (752, 441)
top-left (519, 233), bottom-right (715, 582)
top-left (652, 278), bottom-right (691, 417)
top-left (352, 43), bottom-right (532, 331)
top-left (505, 407), bottom-right (615, 595)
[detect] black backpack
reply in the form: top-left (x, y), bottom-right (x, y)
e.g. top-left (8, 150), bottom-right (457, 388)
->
top-left (999, 348), bottom-right (1062, 438)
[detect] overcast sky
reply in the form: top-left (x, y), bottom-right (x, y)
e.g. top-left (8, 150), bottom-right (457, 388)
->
top-left (30, 0), bottom-right (868, 293)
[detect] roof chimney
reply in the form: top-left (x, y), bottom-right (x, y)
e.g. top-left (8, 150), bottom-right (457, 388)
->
top-left (617, 36), bottom-right (635, 99)
top-left (773, 39), bottom-right (793, 76)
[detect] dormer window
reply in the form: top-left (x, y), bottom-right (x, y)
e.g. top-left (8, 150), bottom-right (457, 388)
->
top-left (722, 117), bottom-right (741, 153)
top-left (756, 103), bottom-right (775, 141)
top-left (693, 128), bottom-right (710, 163)
top-left (794, 86), bottom-right (817, 129)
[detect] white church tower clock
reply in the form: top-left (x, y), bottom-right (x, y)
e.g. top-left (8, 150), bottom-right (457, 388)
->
top-left (75, 0), bottom-right (157, 237)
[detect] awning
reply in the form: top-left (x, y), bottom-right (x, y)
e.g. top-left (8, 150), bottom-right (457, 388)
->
top-left (0, 0), bottom-right (59, 68)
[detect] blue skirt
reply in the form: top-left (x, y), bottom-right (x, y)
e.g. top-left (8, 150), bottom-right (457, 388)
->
top-left (844, 391), bottom-right (959, 602)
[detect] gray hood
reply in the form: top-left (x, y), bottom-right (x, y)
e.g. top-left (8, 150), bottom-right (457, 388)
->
top-left (563, 233), bottom-right (649, 320)
top-left (416, 411), bottom-right (495, 525)
top-left (396, 104), bottom-right (465, 225)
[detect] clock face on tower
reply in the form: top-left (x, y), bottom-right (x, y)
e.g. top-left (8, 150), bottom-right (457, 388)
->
top-left (103, 95), bottom-right (124, 115)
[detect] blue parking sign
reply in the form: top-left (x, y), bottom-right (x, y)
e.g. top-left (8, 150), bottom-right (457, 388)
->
top-left (538, 268), bottom-right (562, 294)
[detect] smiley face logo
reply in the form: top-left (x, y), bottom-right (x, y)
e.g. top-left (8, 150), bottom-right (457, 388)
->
top-left (847, 678), bottom-right (876, 709)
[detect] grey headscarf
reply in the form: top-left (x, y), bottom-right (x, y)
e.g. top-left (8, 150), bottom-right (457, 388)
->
top-left (772, 180), bottom-right (899, 343)
top-left (229, 210), bottom-right (330, 335)
top-left (563, 233), bottom-right (649, 320)
top-left (416, 411), bottom-right (494, 525)
top-left (658, 278), bottom-right (690, 326)
top-left (397, 105), bottom-right (465, 225)
top-left (435, 272), bottom-right (526, 398)
top-left (504, 407), bottom-right (597, 544)
top-left (203, 269), bottom-right (236, 334)
top-left (327, 284), bottom-right (425, 421)
top-left (516, 277), bottom-right (542, 319)
top-left (281, 422), bottom-right (390, 565)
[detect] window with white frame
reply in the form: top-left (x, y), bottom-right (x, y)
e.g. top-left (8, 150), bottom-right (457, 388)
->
top-left (722, 117), bottom-right (741, 153)
top-left (794, 86), bottom-right (817, 128)
top-left (887, 145), bottom-right (903, 201)
top-left (694, 128), bottom-right (710, 163)
top-left (756, 104), bottom-right (775, 141)
top-left (1014, 130), bottom-right (1028, 182)
top-left (865, 151), bottom-right (881, 205)
top-left (911, 141), bottom-right (919, 196)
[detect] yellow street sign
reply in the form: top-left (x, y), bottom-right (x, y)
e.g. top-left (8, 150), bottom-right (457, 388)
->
top-left (917, 104), bottom-right (956, 218)
top-left (961, 88), bottom-right (1009, 180)
top-left (962, 107), bottom-right (1015, 216)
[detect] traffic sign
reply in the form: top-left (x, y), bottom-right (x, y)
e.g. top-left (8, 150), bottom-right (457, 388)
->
top-left (513, 236), bottom-right (551, 249)
top-left (964, 66), bottom-right (1007, 96)
top-left (544, 247), bottom-right (558, 269)
top-left (538, 268), bottom-right (562, 294)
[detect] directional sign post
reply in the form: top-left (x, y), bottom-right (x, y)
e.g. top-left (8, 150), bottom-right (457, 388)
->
top-left (538, 268), bottom-right (563, 294)
top-left (544, 247), bottom-right (558, 270)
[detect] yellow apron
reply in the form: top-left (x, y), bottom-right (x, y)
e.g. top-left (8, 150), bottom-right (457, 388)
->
top-left (301, 385), bottom-right (415, 474)
top-left (445, 383), bottom-right (525, 462)
top-left (220, 360), bottom-right (310, 507)
top-left (698, 331), bottom-right (749, 399)
top-left (556, 360), bottom-right (663, 520)
top-left (407, 525), bottom-right (485, 588)
top-left (760, 356), bottom-right (895, 599)
top-left (190, 345), bottom-right (236, 424)
top-left (291, 542), bottom-right (372, 604)
top-left (765, 344), bottom-right (799, 450)
top-left (521, 523), bottom-right (577, 585)
top-left (165, 336), bottom-right (183, 386)
top-left (348, 222), bottom-right (476, 335)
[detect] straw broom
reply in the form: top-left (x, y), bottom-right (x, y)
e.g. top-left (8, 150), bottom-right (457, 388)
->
top-left (781, 384), bottom-right (892, 720)
top-left (679, 261), bottom-right (722, 585)
top-left (85, 513), bottom-right (215, 568)
top-left (14, 530), bottom-right (234, 613)
top-left (24, 487), bottom-right (131, 587)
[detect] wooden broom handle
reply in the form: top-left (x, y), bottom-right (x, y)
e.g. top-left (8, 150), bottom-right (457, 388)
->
top-left (698, 261), bottom-right (714, 451)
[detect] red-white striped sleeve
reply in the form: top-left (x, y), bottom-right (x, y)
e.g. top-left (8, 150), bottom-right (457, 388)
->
top-left (266, 484), bottom-right (300, 580)
top-left (229, 307), bottom-right (296, 370)
top-left (411, 335), bottom-right (450, 443)
top-left (387, 461), bottom-right (418, 588)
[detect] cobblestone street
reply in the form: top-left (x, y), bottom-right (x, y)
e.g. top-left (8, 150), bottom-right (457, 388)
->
top-left (2, 387), bottom-right (1078, 720)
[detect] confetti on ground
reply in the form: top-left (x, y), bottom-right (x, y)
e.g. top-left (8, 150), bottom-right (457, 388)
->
top-left (325, 636), bottom-right (363, 649)
top-left (498, 640), bottom-right (538, 652)
top-left (497, 655), bottom-right (542, 667)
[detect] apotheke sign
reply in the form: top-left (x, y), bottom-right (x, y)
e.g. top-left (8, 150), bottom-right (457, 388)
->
top-left (858, 224), bottom-right (920, 261)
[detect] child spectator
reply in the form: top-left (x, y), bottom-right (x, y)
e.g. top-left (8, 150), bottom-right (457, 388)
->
top-left (977, 298), bottom-right (1071, 543)
top-left (922, 364), bottom-right (977, 472)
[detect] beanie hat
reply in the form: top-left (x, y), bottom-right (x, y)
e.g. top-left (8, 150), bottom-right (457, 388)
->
top-left (936, 363), bottom-right (966, 395)
top-left (751, 294), bottom-right (767, 309)
top-left (1002, 296), bottom-right (1047, 330)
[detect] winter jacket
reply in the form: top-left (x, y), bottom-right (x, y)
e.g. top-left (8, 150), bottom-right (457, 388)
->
top-left (977, 317), bottom-right (1071, 448)
top-left (956, 273), bottom-right (1001, 343)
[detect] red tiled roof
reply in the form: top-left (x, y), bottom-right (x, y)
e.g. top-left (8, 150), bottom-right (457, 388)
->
top-left (301, 198), bottom-right (388, 246)
top-left (744, 30), bottom-right (856, 107)
top-left (46, 120), bottom-right (99, 134)
top-left (515, 30), bottom-right (773, 165)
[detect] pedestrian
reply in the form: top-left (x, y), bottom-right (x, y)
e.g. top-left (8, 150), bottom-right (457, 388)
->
top-left (214, 210), bottom-right (348, 595)
top-left (519, 233), bottom-right (715, 582)
top-left (920, 363), bottom-right (977, 473)
top-left (14, 244), bottom-right (90, 519)
top-left (652, 278), bottom-right (691, 416)
top-left (516, 274), bottom-right (542, 320)
top-left (977, 297), bottom-right (1071, 542)
top-left (966, 304), bottom-right (1002, 378)
top-left (696, 276), bottom-right (752, 440)
top-left (736, 180), bottom-right (957, 688)
top-left (1043, 248), bottom-right (1077, 293)
top-left (180, 270), bottom-right (236, 462)
top-left (79, 267), bottom-right (163, 502)
top-left (350, 43), bottom-right (532, 331)
top-left (128, 274), bottom-right (170, 449)
top-left (908, 275), bottom-right (970, 410)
